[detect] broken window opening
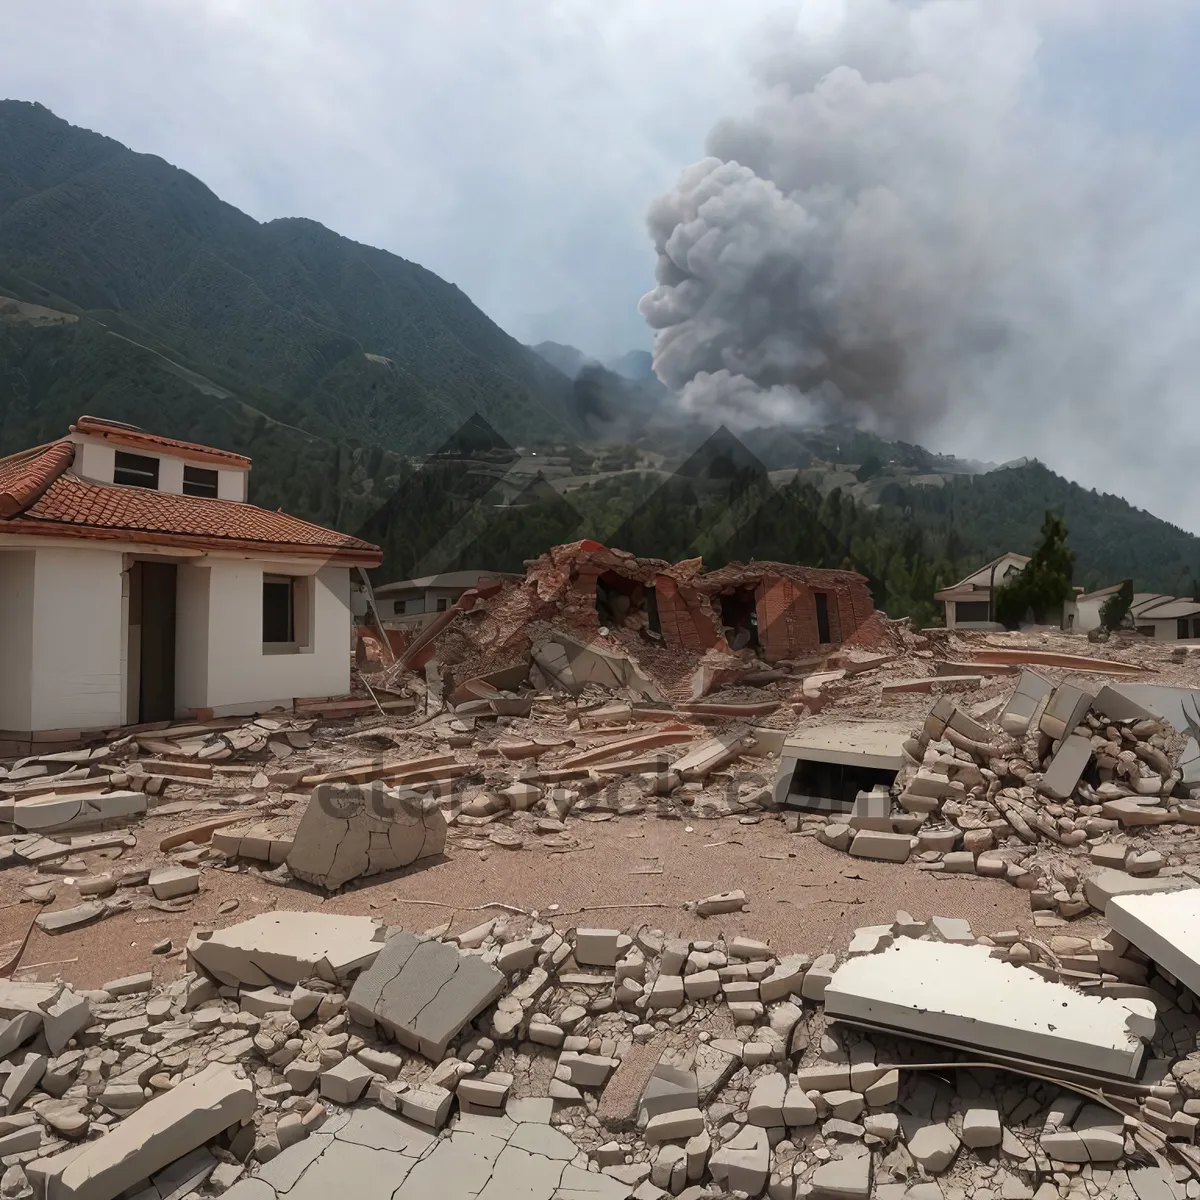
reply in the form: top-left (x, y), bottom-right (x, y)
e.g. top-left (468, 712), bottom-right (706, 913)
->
top-left (595, 570), bottom-right (655, 636)
top-left (815, 591), bottom-right (832, 644)
top-left (779, 758), bottom-right (898, 815)
top-left (719, 586), bottom-right (760, 652)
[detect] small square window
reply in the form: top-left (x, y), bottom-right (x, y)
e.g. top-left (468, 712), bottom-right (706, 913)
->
top-left (393, 599), bottom-right (406, 615)
top-left (113, 451), bottom-right (160, 489)
top-left (183, 465), bottom-right (219, 498)
top-left (436, 597), bottom-right (448, 612)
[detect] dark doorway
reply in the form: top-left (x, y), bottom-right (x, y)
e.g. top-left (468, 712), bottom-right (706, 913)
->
top-left (595, 570), bottom-right (658, 637)
top-left (719, 587), bottom-right (760, 651)
top-left (778, 757), bottom-right (898, 815)
top-left (814, 592), bottom-right (831, 644)
top-left (138, 562), bottom-right (177, 723)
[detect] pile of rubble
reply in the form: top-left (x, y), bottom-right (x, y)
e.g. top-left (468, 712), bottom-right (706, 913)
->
top-left (0, 897), bottom-right (1196, 1200)
top-left (808, 674), bottom-right (1200, 928)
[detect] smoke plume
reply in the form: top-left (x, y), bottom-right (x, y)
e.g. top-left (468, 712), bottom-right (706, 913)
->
top-left (640, 0), bottom-right (1200, 451)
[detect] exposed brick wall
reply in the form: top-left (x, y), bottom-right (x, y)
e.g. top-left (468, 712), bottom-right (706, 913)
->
top-left (752, 575), bottom-right (875, 660)
top-left (655, 576), bottom-right (720, 653)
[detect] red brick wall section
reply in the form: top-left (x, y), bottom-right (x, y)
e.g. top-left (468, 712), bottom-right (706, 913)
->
top-left (753, 575), bottom-right (876, 659)
top-left (655, 576), bottom-right (721, 653)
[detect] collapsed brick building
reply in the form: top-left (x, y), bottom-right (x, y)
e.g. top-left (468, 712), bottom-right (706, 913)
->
top-left (385, 540), bottom-right (880, 701)
top-left (527, 540), bottom-right (875, 662)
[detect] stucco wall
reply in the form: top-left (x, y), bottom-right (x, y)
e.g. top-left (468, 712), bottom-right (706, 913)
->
top-left (0, 551), bottom-right (36, 731)
top-left (30, 546), bottom-right (124, 730)
top-left (198, 562), bottom-right (351, 712)
top-left (175, 564), bottom-right (212, 712)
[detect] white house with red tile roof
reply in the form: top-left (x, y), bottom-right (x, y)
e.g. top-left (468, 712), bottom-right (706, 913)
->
top-left (0, 416), bottom-right (381, 742)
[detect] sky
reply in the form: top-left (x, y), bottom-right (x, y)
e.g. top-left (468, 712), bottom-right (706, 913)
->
top-left (6, 1), bottom-right (1200, 531)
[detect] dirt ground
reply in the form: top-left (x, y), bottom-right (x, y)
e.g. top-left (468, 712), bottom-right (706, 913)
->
top-left (0, 808), bottom-right (1076, 992)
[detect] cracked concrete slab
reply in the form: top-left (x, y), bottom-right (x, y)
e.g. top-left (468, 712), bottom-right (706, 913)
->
top-left (188, 913), bottom-right (386, 988)
top-left (347, 929), bottom-right (506, 1061)
top-left (287, 783), bottom-right (446, 891)
top-left (234, 1103), bottom-right (629, 1200)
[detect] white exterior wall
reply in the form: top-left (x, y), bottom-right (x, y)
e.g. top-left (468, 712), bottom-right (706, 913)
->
top-left (158, 457), bottom-right (185, 494)
top-left (29, 547), bottom-right (125, 730)
top-left (175, 564), bottom-right (212, 712)
top-left (75, 440), bottom-right (115, 483)
top-left (0, 551), bottom-right (36, 731)
top-left (191, 561), bottom-right (352, 713)
top-left (217, 470), bottom-right (247, 502)
top-left (70, 433), bottom-right (249, 499)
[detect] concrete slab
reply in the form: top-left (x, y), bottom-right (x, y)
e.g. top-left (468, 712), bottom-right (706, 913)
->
top-left (287, 783), bottom-right (446, 891)
top-left (347, 930), bottom-right (506, 1061)
top-left (35, 1064), bottom-right (254, 1200)
top-left (1083, 870), bottom-right (1196, 912)
top-left (824, 939), bottom-right (1148, 1078)
top-left (1107, 888), bottom-right (1200, 998)
top-left (11, 791), bottom-right (145, 834)
top-left (781, 723), bottom-right (909, 772)
top-left (188, 912), bottom-right (385, 988)
top-left (1091, 686), bottom-right (1162, 724)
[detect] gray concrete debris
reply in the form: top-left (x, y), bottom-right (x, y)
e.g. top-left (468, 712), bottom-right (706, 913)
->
top-left (188, 913), bottom-right (386, 987)
top-left (347, 929), bottom-right (506, 1061)
top-left (999, 670), bottom-right (1053, 736)
top-left (1039, 683), bottom-right (1095, 741)
top-left (1039, 733), bottom-right (1094, 801)
top-left (286, 783), bottom-right (446, 891)
top-left (33, 1063), bottom-right (254, 1200)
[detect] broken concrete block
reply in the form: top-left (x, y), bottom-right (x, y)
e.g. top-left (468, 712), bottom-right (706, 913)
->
top-left (1039, 734), bottom-right (1093, 802)
top-left (399, 1084), bottom-right (452, 1128)
top-left (824, 939), bottom-right (1149, 1078)
top-left (903, 1118), bottom-right (960, 1174)
top-left (962, 1104), bottom-right (1003, 1148)
top-left (148, 866), bottom-right (200, 901)
top-left (575, 929), bottom-right (620, 967)
top-left (648, 976), bottom-right (685, 1009)
top-left (347, 929), bottom-right (505, 1061)
top-left (287, 782), bottom-right (446, 891)
top-left (188, 912), bottom-right (385, 987)
top-left (1039, 683), bottom-right (1095, 741)
top-left (319, 1055), bottom-right (374, 1104)
top-left (809, 1147), bottom-right (871, 1199)
top-left (36, 902), bottom-right (104, 934)
top-left (694, 890), bottom-right (746, 916)
top-left (33, 1063), bottom-right (253, 1200)
top-left (644, 1108), bottom-right (705, 1143)
top-left (0, 982), bottom-right (90, 1056)
top-left (708, 1124), bottom-right (770, 1196)
top-left (747, 1072), bottom-right (787, 1127)
top-left (639, 1064), bottom-right (699, 1123)
top-left (999, 670), bottom-right (1053, 736)
top-left (848, 830), bottom-right (913, 863)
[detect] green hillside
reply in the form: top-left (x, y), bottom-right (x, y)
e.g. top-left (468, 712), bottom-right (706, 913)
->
top-left (0, 99), bottom-right (579, 452)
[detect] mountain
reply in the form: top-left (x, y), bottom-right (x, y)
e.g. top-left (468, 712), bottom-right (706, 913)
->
top-left (0, 99), bottom-right (581, 454)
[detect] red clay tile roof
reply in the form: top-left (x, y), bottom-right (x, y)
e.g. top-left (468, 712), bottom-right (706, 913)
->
top-left (0, 441), bottom-right (78, 518)
top-left (0, 440), bottom-right (380, 564)
top-left (72, 415), bottom-right (252, 468)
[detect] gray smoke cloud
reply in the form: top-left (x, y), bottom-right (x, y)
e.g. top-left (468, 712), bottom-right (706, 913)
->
top-left (639, 0), bottom-right (1200, 447)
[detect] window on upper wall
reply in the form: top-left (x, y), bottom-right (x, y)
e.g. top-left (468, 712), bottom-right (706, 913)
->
top-left (183, 465), bottom-right (219, 498)
top-left (113, 451), bottom-right (160, 489)
top-left (393, 599), bottom-right (407, 615)
top-left (436, 597), bottom-right (449, 612)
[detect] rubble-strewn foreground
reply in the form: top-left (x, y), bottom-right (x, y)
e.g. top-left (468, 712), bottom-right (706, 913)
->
top-left (5, 617), bottom-right (1200, 1198)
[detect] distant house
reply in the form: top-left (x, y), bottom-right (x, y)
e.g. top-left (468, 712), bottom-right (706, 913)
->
top-left (1066, 583), bottom-right (1121, 634)
top-left (934, 552), bottom-right (1030, 629)
top-left (0, 415), bottom-right (380, 746)
top-left (373, 569), bottom-right (522, 628)
top-left (1131, 596), bottom-right (1200, 640)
